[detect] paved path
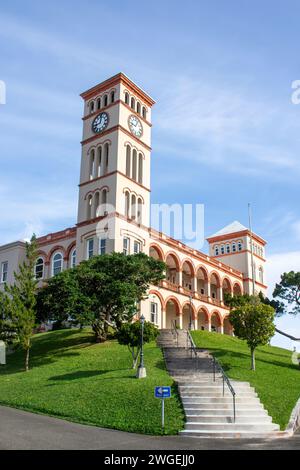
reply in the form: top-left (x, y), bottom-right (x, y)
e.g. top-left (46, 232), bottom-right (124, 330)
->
top-left (0, 406), bottom-right (299, 450)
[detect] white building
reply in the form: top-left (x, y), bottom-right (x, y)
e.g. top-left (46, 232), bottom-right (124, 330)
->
top-left (0, 73), bottom-right (267, 334)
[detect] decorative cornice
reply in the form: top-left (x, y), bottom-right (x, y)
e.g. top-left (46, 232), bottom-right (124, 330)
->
top-left (81, 124), bottom-right (152, 151)
top-left (79, 170), bottom-right (151, 193)
top-left (207, 229), bottom-right (267, 246)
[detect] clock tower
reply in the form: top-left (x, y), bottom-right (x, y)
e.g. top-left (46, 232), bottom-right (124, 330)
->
top-left (76, 73), bottom-right (155, 261)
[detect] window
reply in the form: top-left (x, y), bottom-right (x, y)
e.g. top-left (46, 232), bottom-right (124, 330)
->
top-left (138, 153), bottom-right (143, 184)
top-left (87, 194), bottom-right (93, 220)
top-left (259, 267), bottom-right (264, 284)
top-left (71, 249), bottom-right (76, 268)
top-left (232, 242), bottom-right (236, 253)
top-left (87, 238), bottom-right (94, 260)
top-left (97, 98), bottom-right (101, 110)
top-left (137, 198), bottom-right (143, 224)
top-left (110, 91), bottom-right (115, 103)
top-left (132, 149), bottom-right (137, 181)
top-left (103, 94), bottom-right (108, 107)
top-left (125, 92), bottom-right (129, 105)
top-left (150, 302), bottom-right (158, 324)
top-left (221, 245), bottom-right (225, 255)
top-left (131, 194), bottom-right (136, 219)
top-left (238, 241), bottom-right (243, 252)
top-left (1, 261), bottom-right (8, 283)
top-left (125, 191), bottom-right (130, 217)
top-left (90, 101), bottom-right (94, 113)
top-left (35, 258), bottom-right (44, 279)
top-left (214, 246), bottom-right (219, 256)
top-left (136, 102), bottom-right (141, 114)
top-left (104, 143), bottom-right (109, 174)
top-left (131, 97), bottom-right (135, 110)
top-left (126, 145), bottom-right (131, 177)
top-left (52, 253), bottom-right (63, 276)
top-left (134, 240), bottom-right (141, 254)
top-left (99, 238), bottom-right (106, 255)
top-left (226, 244), bottom-right (230, 254)
top-left (142, 107), bottom-right (146, 119)
top-left (123, 237), bottom-right (130, 255)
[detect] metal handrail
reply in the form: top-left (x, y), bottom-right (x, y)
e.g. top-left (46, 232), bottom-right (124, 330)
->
top-left (212, 356), bottom-right (236, 423)
top-left (171, 320), bottom-right (179, 347)
top-left (186, 330), bottom-right (198, 358)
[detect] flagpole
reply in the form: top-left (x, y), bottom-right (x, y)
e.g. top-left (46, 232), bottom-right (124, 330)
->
top-left (248, 203), bottom-right (256, 296)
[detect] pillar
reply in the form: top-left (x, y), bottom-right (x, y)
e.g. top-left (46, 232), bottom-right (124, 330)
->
top-left (207, 282), bottom-right (211, 299)
top-left (207, 317), bottom-right (211, 332)
top-left (161, 309), bottom-right (166, 329)
top-left (220, 322), bottom-right (224, 334)
top-left (178, 313), bottom-right (183, 329)
top-left (178, 270), bottom-right (182, 287)
top-left (192, 276), bottom-right (197, 293)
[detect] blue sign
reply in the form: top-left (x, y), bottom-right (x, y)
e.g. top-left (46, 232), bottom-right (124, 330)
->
top-left (155, 386), bottom-right (171, 399)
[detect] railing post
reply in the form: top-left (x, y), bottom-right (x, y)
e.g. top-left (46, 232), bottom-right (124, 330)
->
top-left (223, 376), bottom-right (225, 396)
top-left (233, 395), bottom-right (236, 423)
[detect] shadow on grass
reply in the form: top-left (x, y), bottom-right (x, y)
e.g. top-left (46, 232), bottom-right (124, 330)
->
top-left (48, 368), bottom-right (132, 382)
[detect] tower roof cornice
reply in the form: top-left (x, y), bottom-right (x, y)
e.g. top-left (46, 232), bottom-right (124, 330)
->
top-left (80, 72), bottom-right (156, 106)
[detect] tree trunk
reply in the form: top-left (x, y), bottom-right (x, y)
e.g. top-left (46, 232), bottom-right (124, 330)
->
top-left (251, 348), bottom-right (255, 371)
top-left (25, 347), bottom-right (30, 372)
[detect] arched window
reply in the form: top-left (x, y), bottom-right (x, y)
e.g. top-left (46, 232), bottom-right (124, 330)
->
top-left (132, 149), bottom-right (137, 181)
top-left (110, 91), bottom-right (115, 103)
top-left (215, 246), bottom-right (219, 256)
top-left (97, 98), bottom-right (101, 110)
top-left (126, 145), bottom-right (131, 177)
top-left (87, 194), bottom-right (93, 220)
top-left (137, 198), bottom-right (143, 223)
top-left (125, 92), bottom-right (129, 105)
top-left (125, 191), bottom-right (130, 217)
top-left (90, 101), bottom-right (94, 113)
top-left (131, 194), bottom-right (136, 220)
top-left (96, 146), bottom-right (102, 177)
top-left (131, 97), bottom-right (135, 110)
top-left (35, 257), bottom-right (44, 279)
top-left (142, 106), bottom-right (146, 119)
top-left (103, 94), bottom-right (108, 107)
top-left (232, 242), bottom-right (236, 253)
top-left (71, 249), bottom-right (76, 268)
top-left (138, 153), bottom-right (143, 184)
top-left (52, 253), bottom-right (63, 276)
top-left (101, 189), bottom-right (108, 215)
top-left (104, 143), bottom-right (109, 174)
top-left (136, 102), bottom-right (141, 115)
top-left (226, 244), bottom-right (230, 254)
top-left (94, 192), bottom-right (100, 218)
top-left (238, 241), bottom-right (243, 251)
top-left (221, 245), bottom-right (225, 255)
top-left (259, 267), bottom-right (264, 284)
top-left (89, 149), bottom-right (95, 180)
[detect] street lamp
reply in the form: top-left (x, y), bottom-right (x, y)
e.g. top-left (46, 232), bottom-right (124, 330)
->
top-left (137, 314), bottom-right (147, 379)
top-left (189, 295), bottom-right (193, 330)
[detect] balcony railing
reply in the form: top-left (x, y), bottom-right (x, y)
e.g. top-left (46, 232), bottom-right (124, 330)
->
top-left (159, 281), bottom-right (228, 309)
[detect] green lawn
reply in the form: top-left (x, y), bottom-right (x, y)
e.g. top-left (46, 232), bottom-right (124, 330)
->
top-left (191, 330), bottom-right (300, 430)
top-left (0, 329), bottom-right (184, 435)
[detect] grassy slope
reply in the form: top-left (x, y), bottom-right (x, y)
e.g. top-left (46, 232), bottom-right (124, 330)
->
top-left (0, 329), bottom-right (184, 435)
top-left (191, 330), bottom-right (300, 429)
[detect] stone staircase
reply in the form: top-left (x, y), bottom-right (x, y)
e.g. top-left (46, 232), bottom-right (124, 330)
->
top-left (157, 329), bottom-right (283, 438)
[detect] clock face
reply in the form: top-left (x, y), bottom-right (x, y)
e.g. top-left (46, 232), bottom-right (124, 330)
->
top-left (128, 115), bottom-right (143, 138)
top-left (92, 112), bottom-right (109, 133)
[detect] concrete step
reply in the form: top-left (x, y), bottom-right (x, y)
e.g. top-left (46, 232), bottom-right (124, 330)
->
top-left (181, 402), bottom-right (265, 410)
top-left (181, 397), bottom-right (261, 404)
top-left (184, 408), bottom-right (267, 415)
top-left (180, 391), bottom-right (258, 398)
top-left (185, 415), bottom-right (273, 424)
top-left (179, 430), bottom-right (283, 439)
top-left (184, 422), bottom-right (280, 431)
top-left (178, 382), bottom-right (252, 389)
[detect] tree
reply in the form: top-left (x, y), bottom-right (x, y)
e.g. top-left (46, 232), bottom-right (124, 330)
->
top-left (273, 271), bottom-right (300, 316)
top-left (116, 321), bottom-right (160, 368)
top-left (229, 297), bottom-right (275, 370)
top-left (37, 252), bottom-right (166, 343)
top-left (0, 235), bottom-right (38, 371)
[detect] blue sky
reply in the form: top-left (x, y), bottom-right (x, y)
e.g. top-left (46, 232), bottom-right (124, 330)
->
top-left (1, 0), bottom-right (300, 348)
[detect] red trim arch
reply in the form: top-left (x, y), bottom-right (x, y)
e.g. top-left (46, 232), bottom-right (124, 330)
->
top-left (222, 276), bottom-right (233, 292)
top-left (148, 290), bottom-right (165, 310)
top-left (165, 296), bottom-right (181, 315)
top-left (36, 249), bottom-right (47, 260)
top-left (46, 245), bottom-right (67, 263)
top-left (149, 243), bottom-right (165, 261)
top-left (65, 241), bottom-right (76, 261)
top-left (210, 310), bottom-right (223, 326)
top-left (233, 282), bottom-right (243, 295)
top-left (196, 265), bottom-right (209, 281)
top-left (181, 258), bottom-right (196, 277)
top-left (182, 300), bottom-right (197, 319)
top-left (165, 251), bottom-right (181, 271)
top-left (197, 305), bottom-right (210, 322)
top-left (209, 271), bottom-right (221, 287)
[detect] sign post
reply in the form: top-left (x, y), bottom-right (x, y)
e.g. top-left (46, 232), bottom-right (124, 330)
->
top-left (0, 341), bottom-right (6, 365)
top-left (155, 386), bottom-right (171, 433)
